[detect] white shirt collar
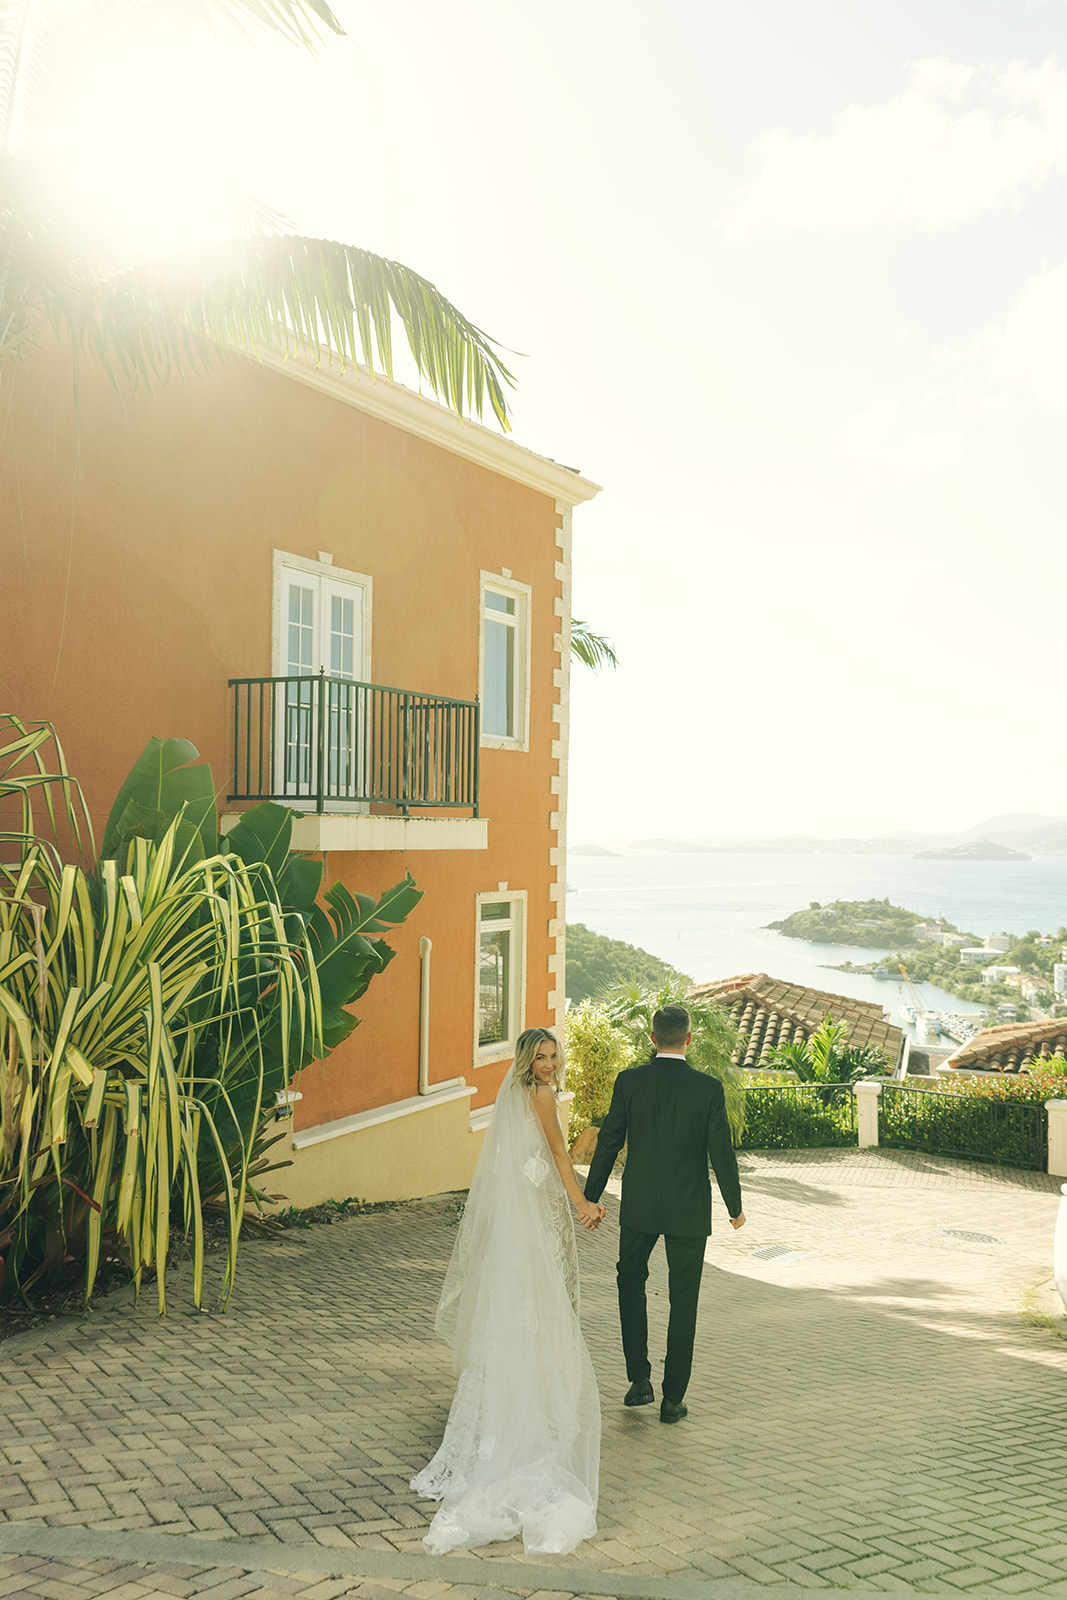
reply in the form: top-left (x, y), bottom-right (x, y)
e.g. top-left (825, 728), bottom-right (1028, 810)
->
top-left (655, 1051), bottom-right (687, 1061)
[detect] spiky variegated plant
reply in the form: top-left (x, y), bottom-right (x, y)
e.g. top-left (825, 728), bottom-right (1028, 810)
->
top-left (0, 718), bottom-right (421, 1312)
top-left (0, 0), bottom-right (514, 426)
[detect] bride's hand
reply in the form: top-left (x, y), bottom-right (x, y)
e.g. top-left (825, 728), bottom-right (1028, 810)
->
top-left (576, 1197), bottom-right (603, 1231)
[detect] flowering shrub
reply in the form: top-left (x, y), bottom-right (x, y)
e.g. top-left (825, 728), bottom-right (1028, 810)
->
top-left (880, 1075), bottom-right (1050, 1169)
top-left (940, 1057), bottom-right (1067, 1103)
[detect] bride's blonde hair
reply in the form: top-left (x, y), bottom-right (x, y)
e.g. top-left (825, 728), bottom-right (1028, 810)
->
top-left (512, 1027), bottom-right (565, 1092)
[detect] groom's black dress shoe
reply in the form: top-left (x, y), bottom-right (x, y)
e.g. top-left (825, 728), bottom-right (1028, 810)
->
top-left (660, 1397), bottom-right (688, 1424)
top-left (624, 1379), bottom-right (654, 1407)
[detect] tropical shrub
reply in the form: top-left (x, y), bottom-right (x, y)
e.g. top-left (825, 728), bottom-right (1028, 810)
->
top-left (768, 1013), bottom-right (890, 1094)
top-left (0, 720), bottom-right (419, 1311)
top-left (563, 1001), bottom-right (634, 1139)
top-left (602, 976), bottom-right (746, 1141)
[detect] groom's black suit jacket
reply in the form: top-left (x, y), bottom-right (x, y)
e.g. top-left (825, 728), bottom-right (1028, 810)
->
top-left (583, 1056), bottom-right (742, 1237)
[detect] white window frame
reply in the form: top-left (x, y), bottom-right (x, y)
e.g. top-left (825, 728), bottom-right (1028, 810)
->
top-left (271, 551), bottom-right (373, 683)
top-left (474, 889), bottom-right (527, 1066)
top-left (269, 552), bottom-right (375, 809)
top-left (478, 571), bottom-right (531, 751)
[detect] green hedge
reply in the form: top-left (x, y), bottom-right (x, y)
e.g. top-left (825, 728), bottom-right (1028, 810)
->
top-left (879, 1085), bottom-right (1045, 1170)
top-left (738, 1081), bottom-right (1051, 1169)
top-left (739, 1086), bottom-right (857, 1150)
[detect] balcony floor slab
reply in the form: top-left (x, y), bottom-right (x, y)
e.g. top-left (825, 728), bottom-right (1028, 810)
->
top-left (221, 812), bottom-right (488, 852)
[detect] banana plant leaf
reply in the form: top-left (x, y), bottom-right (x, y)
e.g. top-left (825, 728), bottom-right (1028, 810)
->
top-left (101, 737), bottom-right (215, 864)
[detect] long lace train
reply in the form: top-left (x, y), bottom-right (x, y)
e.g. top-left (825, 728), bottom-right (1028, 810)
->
top-left (411, 1070), bottom-right (600, 1555)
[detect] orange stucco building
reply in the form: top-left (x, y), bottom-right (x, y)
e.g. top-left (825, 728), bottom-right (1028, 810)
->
top-left (1, 341), bottom-right (599, 1203)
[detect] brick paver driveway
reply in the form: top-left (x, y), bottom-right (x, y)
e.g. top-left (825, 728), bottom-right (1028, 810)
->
top-left (2, 1149), bottom-right (1066, 1600)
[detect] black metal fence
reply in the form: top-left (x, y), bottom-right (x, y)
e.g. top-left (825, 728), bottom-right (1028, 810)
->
top-left (878, 1084), bottom-right (1046, 1170)
top-left (229, 671), bottom-right (480, 816)
top-left (740, 1084), bottom-right (857, 1150)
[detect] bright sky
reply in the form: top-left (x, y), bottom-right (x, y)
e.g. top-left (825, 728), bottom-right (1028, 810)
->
top-left (29, 0), bottom-right (1067, 842)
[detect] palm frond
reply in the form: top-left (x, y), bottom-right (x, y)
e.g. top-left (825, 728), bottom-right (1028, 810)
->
top-left (0, 0), bottom-right (48, 159)
top-left (12, 232), bottom-right (515, 428)
top-left (106, 0), bottom-right (344, 49)
top-left (571, 618), bottom-right (618, 671)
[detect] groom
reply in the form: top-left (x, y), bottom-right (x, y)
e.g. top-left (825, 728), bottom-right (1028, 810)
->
top-left (583, 1003), bottom-right (745, 1423)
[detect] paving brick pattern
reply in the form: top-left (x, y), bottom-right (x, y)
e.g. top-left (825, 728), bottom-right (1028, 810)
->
top-left (3, 1148), bottom-right (1067, 1596)
top-left (0, 1551), bottom-right (599, 1600)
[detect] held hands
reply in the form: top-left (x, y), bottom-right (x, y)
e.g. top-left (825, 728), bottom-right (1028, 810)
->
top-left (576, 1197), bottom-right (606, 1231)
top-left (729, 1211), bottom-right (746, 1230)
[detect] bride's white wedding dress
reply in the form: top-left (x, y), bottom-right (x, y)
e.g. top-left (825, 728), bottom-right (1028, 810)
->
top-left (411, 1067), bottom-right (601, 1555)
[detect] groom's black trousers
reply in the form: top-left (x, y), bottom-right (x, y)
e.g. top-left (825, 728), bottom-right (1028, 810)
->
top-left (617, 1226), bottom-right (706, 1403)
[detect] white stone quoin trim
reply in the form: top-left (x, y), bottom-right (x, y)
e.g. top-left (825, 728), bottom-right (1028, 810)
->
top-left (549, 500), bottom-right (573, 1043)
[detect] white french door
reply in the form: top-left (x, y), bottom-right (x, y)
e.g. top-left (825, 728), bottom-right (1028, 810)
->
top-left (274, 559), bottom-right (371, 805)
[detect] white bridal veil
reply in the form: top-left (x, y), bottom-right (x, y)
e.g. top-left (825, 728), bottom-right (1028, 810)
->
top-left (411, 1066), bottom-right (601, 1555)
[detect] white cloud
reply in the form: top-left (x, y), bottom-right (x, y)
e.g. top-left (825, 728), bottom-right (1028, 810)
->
top-left (974, 256), bottom-right (1067, 407)
top-left (830, 255), bottom-right (1067, 478)
top-left (728, 57), bottom-right (1067, 235)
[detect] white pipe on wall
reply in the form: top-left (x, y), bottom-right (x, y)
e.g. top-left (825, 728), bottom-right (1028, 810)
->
top-left (1055, 1183), bottom-right (1067, 1314)
top-left (419, 936), bottom-right (466, 1096)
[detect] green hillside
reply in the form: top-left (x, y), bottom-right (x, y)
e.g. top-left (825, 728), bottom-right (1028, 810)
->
top-left (566, 923), bottom-right (688, 1003)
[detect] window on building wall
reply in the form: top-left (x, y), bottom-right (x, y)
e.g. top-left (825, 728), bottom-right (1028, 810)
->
top-left (477, 894), bottom-right (525, 1053)
top-left (480, 576), bottom-right (530, 747)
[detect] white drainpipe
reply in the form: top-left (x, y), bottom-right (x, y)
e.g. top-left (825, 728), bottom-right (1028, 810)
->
top-left (419, 936), bottom-right (465, 1095)
top-left (1055, 1184), bottom-right (1067, 1315)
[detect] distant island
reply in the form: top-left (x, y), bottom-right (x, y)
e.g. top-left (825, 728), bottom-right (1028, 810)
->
top-left (914, 839), bottom-right (1030, 861)
top-left (768, 899), bottom-right (929, 948)
top-left (625, 812), bottom-right (1067, 856)
top-left (569, 843), bottom-right (622, 857)
top-left (769, 898), bottom-right (1067, 1019)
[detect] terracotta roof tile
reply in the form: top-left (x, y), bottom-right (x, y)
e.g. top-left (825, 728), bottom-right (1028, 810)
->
top-left (689, 972), bottom-right (904, 1072)
top-left (947, 1018), bottom-right (1067, 1073)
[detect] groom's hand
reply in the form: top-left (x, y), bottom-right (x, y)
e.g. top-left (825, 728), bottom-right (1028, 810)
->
top-left (729, 1211), bottom-right (746, 1230)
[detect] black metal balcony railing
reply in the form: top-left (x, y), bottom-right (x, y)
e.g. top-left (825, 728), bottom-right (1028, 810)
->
top-left (879, 1083), bottom-right (1046, 1170)
top-left (229, 671), bottom-right (480, 817)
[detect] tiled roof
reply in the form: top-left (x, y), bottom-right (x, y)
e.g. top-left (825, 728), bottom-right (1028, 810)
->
top-left (689, 973), bottom-right (904, 1072)
top-left (945, 1018), bottom-right (1067, 1074)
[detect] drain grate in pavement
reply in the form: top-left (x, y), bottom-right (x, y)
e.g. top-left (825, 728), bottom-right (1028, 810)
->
top-left (749, 1244), bottom-right (817, 1263)
top-left (937, 1228), bottom-right (1006, 1244)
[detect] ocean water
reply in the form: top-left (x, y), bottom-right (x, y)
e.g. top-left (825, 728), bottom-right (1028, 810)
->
top-left (565, 851), bottom-right (1067, 1035)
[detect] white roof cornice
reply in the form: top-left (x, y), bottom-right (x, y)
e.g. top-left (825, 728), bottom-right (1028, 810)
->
top-left (251, 349), bottom-right (601, 507)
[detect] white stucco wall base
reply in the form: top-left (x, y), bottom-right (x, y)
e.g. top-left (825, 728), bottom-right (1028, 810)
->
top-left (272, 1090), bottom-right (487, 1209)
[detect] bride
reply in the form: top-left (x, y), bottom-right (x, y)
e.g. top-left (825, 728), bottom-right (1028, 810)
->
top-left (411, 1027), bottom-right (605, 1555)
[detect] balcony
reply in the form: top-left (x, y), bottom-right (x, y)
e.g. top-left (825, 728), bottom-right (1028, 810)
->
top-left (225, 671), bottom-right (486, 853)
